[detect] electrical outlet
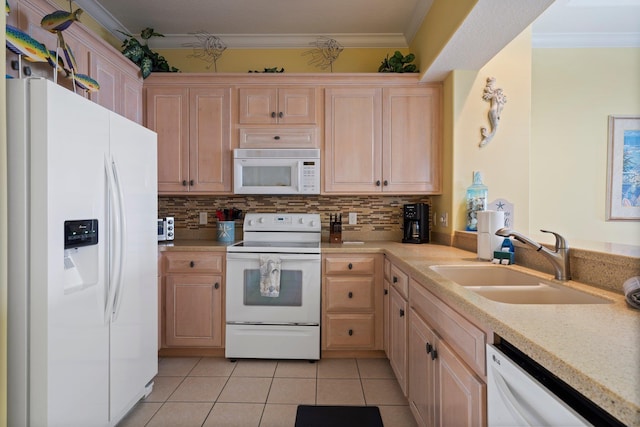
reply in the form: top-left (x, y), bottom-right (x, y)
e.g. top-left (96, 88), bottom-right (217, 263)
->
top-left (439, 212), bottom-right (448, 227)
top-left (199, 212), bottom-right (207, 225)
top-left (348, 212), bottom-right (357, 225)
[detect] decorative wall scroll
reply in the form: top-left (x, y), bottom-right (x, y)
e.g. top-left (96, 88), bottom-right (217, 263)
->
top-left (607, 115), bottom-right (640, 220)
top-left (479, 77), bottom-right (507, 147)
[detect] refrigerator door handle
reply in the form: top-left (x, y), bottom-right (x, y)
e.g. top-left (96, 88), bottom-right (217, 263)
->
top-left (110, 157), bottom-right (127, 322)
top-left (104, 156), bottom-right (125, 322)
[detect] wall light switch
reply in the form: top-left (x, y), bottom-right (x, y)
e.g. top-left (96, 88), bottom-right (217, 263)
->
top-left (199, 212), bottom-right (207, 225)
top-left (439, 212), bottom-right (448, 227)
top-left (348, 212), bottom-right (357, 225)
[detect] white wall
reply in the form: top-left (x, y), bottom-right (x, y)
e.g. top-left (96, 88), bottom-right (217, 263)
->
top-left (531, 47), bottom-right (640, 246)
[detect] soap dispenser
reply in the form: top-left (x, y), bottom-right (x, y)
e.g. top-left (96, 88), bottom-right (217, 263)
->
top-left (465, 171), bottom-right (488, 231)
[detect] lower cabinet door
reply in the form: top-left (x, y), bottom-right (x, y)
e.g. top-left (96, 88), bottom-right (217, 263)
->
top-left (165, 274), bottom-right (223, 347)
top-left (409, 309), bottom-right (438, 427)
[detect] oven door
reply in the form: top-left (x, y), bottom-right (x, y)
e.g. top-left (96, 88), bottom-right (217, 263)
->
top-left (226, 252), bottom-right (320, 324)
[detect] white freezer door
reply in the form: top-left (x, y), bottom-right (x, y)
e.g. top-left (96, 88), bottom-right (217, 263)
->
top-left (107, 112), bottom-right (158, 423)
top-left (29, 79), bottom-right (111, 426)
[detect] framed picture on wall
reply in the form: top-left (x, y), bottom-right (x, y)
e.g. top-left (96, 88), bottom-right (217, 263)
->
top-left (606, 115), bottom-right (640, 220)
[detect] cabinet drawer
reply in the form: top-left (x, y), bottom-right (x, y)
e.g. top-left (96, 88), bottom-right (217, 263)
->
top-left (325, 314), bottom-right (376, 349)
top-left (325, 276), bottom-right (375, 311)
top-left (239, 127), bottom-right (317, 148)
top-left (324, 256), bottom-right (376, 275)
top-left (390, 263), bottom-right (409, 299)
top-left (164, 252), bottom-right (224, 274)
top-left (409, 279), bottom-right (486, 376)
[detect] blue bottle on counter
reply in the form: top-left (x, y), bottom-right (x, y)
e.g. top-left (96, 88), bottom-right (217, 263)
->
top-left (465, 171), bottom-right (488, 231)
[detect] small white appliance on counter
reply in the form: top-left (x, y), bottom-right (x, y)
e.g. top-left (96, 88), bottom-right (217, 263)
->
top-left (158, 216), bottom-right (175, 241)
top-left (7, 79), bottom-right (158, 427)
top-left (226, 213), bottom-right (321, 360)
top-left (233, 148), bottom-right (320, 194)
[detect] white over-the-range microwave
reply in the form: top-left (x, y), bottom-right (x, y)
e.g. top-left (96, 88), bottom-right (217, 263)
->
top-left (233, 148), bottom-right (320, 195)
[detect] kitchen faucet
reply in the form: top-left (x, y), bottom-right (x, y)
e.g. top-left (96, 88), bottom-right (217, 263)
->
top-left (495, 228), bottom-right (571, 281)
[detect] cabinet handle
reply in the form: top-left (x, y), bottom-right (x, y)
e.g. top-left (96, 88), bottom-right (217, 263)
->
top-left (348, 291), bottom-right (353, 298)
top-left (214, 282), bottom-right (219, 289)
top-left (426, 342), bottom-right (432, 354)
top-left (348, 263), bottom-right (353, 270)
top-left (383, 180), bottom-right (388, 186)
top-left (431, 349), bottom-right (438, 361)
top-left (182, 180), bottom-right (187, 186)
top-left (384, 289), bottom-right (388, 295)
top-left (376, 180), bottom-right (381, 186)
top-left (393, 276), bottom-right (398, 283)
top-left (189, 261), bottom-right (195, 268)
top-left (399, 308), bottom-right (405, 317)
top-left (189, 179), bottom-right (194, 186)
top-left (348, 329), bottom-right (353, 336)
top-left (271, 112), bottom-right (276, 118)
top-left (274, 135), bottom-right (281, 140)
top-left (278, 111), bottom-right (284, 118)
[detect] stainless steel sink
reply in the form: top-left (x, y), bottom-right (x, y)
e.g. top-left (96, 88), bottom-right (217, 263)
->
top-left (430, 265), bottom-right (612, 305)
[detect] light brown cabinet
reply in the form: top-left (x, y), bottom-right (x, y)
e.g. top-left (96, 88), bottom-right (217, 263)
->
top-left (162, 252), bottom-right (225, 348)
top-left (388, 261), bottom-right (410, 396)
top-left (324, 86), bottom-right (441, 194)
top-left (145, 85), bottom-right (232, 194)
top-left (238, 87), bottom-right (317, 124)
top-left (322, 254), bottom-right (383, 351)
top-left (7, 0), bottom-right (142, 123)
top-left (408, 278), bottom-right (486, 427)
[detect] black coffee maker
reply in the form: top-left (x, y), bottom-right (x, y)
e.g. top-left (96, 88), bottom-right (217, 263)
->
top-left (402, 203), bottom-right (430, 244)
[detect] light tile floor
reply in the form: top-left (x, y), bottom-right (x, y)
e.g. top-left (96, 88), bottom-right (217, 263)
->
top-left (118, 357), bottom-right (418, 427)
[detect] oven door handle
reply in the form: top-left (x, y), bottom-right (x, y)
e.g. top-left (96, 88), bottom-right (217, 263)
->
top-left (227, 253), bottom-right (320, 261)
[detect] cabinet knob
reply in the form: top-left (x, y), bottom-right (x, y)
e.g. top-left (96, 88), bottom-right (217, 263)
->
top-left (431, 349), bottom-right (438, 361)
top-left (348, 291), bottom-right (353, 298)
top-left (383, 180), bottom-right (388, 186)
top-left (278, 112), bottom-right (284, 118)
top-left (189, 179), bottom-right (194, 186)
top-left (189, 261), bottom-right (195, 268)
top-left (426, 342), bottom-right (432, 354)
top-left (271, 112), bottom-right (276, 118)
top-left (384, 289), bottom-right (388, 295)
top-left (399, 308), bottom-right (405, 317)
top-left (348, 329), bottom-right (353, 336)
top-left (182, 180), bottom-right (187, 186)
top-left (376, 180), bottom-right (381, 186)
top-left (214, 282), bottom-right (219, 289)
top-left (347, 263), bottom-right (353, 270)
top-left (393, 276), bottom-right (398, 283)
top-left (274, 135), bottom-right (281, 140)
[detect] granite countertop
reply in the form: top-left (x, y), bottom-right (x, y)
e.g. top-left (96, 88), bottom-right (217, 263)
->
top-left (161, 239), bottom-right (640, 426)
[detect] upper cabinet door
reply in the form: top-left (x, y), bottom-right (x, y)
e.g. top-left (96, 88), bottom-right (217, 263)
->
top-left (383, 87), bottom-right (442, 194)
top-left (145, 86), bottom-right (190, 193)
top-left (238, 87), bottom-right (316, 124)
top-left (324, 87), bottom-right (383, 193)
top-left (189, 87), bottom-right (232, 193)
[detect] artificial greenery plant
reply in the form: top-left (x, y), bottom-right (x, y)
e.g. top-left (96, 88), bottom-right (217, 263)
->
top-left (118, 27), bottom-right (179, 79)
top-left (378, 51), bottom-right (418, 73)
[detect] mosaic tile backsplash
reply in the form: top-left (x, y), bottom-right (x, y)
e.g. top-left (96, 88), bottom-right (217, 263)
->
top-left (159, 195), bottom-right (431, 239)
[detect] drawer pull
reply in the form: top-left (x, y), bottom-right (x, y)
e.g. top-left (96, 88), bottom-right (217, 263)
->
top-left (189, 261), bottom-right (195, 268)
top-left (274, 135), bottom-right (281, 140)
top-left (348, 291), bottom-right (353, 298)
top-left (348, 263), bottom-right (353, 270)
top-left (348, 329), bottom-right (353, 336)
top-left (393, 276), bottom-right (398, 283)
top-left (214, 282), bottom-right (219, 289)
top-left (399, 308), bottom-right (405, 317)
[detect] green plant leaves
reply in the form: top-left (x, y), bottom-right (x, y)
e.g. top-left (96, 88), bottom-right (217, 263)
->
top-left (378, 50), bottom-right (418, 73)
top-left (119, 27), bottom-right (179, 79)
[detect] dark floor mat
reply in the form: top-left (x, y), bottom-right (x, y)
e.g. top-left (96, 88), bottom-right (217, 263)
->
top-left (295, 405), bottom-right (384, 427)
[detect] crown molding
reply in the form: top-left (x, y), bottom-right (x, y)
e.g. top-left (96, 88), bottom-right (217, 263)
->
top-left (532, 32), bottom-right (640, 48)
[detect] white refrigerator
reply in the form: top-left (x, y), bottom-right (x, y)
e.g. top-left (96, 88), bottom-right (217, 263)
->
top-left (7, 78), bottom-right (158, 427)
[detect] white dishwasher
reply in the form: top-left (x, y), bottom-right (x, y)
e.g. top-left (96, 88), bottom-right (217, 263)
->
top-left (487, 342), bottom-right (624, 427)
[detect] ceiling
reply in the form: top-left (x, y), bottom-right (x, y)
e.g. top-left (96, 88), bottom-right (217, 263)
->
top-left (73, 0), bottom-right (640, 49)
